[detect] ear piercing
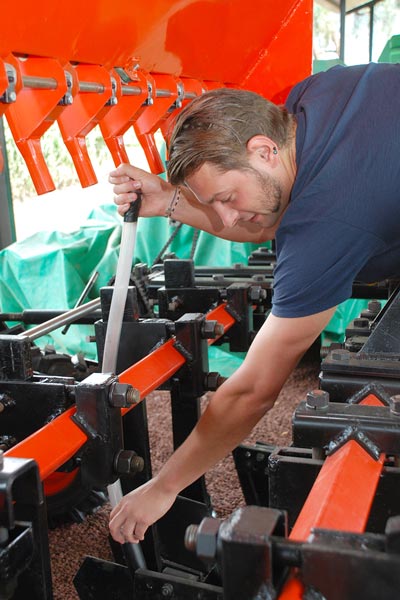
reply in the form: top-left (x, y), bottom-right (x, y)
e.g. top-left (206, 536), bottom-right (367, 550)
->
top-left (273, 147), bottom-right (278, 155)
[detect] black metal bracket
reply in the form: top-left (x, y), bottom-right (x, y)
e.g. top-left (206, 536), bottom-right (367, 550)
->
top-left (0, 454), bottom-right (53, 599)
top-left (72, 372), bottom-right (125, 489)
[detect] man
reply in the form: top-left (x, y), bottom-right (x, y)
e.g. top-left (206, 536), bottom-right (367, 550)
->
top-left (108, 63), bottom-right (400, 544)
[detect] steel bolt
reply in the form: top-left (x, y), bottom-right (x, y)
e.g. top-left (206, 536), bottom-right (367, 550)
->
top-left (161, 583), bottom-right (174, 597)
top-left (0, 450), bottom-right (3, 470)
top-left (201, 320), bottom-right (223, 339)
top-left (390, 395), bottom-right (400, 416)
top-left (249, 285), bottom-right (267, 301)
top-left (306, 389), bottom-right (330, 411)
top-left (109, 382), bottom-right (139, 407)
top-left (353, 317), bottom-right (369, 328)
top-left (212, 274), bottom-right (226, 283)
top-left (114, 450), bottom-right (144, 476)
top-left (331, 349), bottom-right (350, 362)
top-left (204, 372), bottom-right (226, 391)
top-left (184, 524), bottom-right (199, 552)
top-left (368, 300), bottom-right (381, 315)
top-left (184, 517), bottom-right (220, 561)
top-left (385, 515), bottom-right (400, 553)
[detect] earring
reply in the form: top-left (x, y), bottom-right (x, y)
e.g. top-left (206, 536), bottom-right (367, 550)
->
top-left (273, 147), bottom-right (278, 155)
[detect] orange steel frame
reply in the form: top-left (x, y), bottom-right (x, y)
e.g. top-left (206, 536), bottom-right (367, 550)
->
top-left (0, 0), bottom-right (313, 194)
top-left (278, 391), bottom-right (387, 598)
top-left (4, 304), bottom-right (235, 481)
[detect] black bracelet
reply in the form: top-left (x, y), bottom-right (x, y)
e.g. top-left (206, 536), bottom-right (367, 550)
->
top-left (165, 186), bottom-right (181, 218)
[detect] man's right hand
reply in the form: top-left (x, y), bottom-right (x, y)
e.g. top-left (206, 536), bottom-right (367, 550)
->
top-left (109, 163), bottom-right (175, 218)
top-left (109, 477), bottom-right (177, 544)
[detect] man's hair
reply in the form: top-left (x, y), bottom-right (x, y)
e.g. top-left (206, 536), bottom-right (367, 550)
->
top-left (167, 87), bottom-right (293, 185)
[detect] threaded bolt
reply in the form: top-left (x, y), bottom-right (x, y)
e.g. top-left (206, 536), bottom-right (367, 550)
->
top-left (331, 349), bottom-right (350, 362)
top-left (353, 318), bottom-right (369, 328)
top-left (368, 300), bottom-right (381, 315)
top-left (126, 387), bottom-right (140, 405)
top-left (306, 389), bottom-right (330, 411)
top-left (184, 524), bottom-right (199, 552)
top-left (161, 583), bottom-right (174, 597)
top-left (390, 395), bottom-right (400, 416)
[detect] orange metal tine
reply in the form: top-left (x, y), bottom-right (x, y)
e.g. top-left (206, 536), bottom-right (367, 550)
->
top-left (100, 68), bottom-right (150, 167)
top-left (134, 73), bottom-right (180, 174)
top-left (57, 64), bottom-right (114, 187)
top-left (4, 56), bottom-right (68, 195)
top-left (160, 76), bottom-right (205, 144)
top-left (279, 391), bottom-right (387, 599)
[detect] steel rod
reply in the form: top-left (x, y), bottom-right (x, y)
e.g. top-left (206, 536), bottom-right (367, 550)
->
top-left (16, 70), bottom-right (198, 100)
top-left (17, 297), bottom-right (101, 341)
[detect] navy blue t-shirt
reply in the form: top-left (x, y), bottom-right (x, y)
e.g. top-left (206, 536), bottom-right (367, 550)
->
top-left (271, 63), bottom-right (400, 318)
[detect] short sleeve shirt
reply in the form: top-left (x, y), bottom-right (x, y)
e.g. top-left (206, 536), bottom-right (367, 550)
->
top-left (271, 63), bottom-right (400, 318)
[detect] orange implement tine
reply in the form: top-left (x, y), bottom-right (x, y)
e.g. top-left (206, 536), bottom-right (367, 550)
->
top-left (279, 391), bottom-right (387, 599)
top-left (134, 73), bottom-right (179, 173)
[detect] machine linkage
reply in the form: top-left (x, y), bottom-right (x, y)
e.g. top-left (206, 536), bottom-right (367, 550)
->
top-left (1, 259), bottom-right (400, 598)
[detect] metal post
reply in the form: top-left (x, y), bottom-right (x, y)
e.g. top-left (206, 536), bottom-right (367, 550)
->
top-left (0, 117), bottom-right (16, 249)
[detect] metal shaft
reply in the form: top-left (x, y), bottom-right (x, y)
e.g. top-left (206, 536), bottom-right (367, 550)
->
top-left (17, 297), bottom-right (101, 341)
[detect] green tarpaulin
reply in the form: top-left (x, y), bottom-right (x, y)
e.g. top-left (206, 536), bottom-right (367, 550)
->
top-left (0, 204), bottom-right (369, 375)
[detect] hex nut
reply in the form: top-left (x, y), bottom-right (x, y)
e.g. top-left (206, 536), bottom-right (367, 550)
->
top-left (353, 318), bottom-right (369, 328)
top-left (202, 320), bottom-right (218, 339)
top-left (195, 517), bottom-right (220, 561)
top-left (249, 285), bottom-right (266, 301)
top-left (390, 395), bottom-right (400, 416)
top-left (306, 389), bottom-right (330, 410)
top-left (114, 449), bottom-right (144, 476)
top-left (109, 382), bottom-right (139, 407)
top-left (331, 349), bottom-right (350, 362)
top-left (205, 372), bottom-right (226, 391)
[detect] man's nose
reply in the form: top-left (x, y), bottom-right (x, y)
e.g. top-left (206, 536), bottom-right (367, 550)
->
top-left (214, 203), bottom-right (239, 228)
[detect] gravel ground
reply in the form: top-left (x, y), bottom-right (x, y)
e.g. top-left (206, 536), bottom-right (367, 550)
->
top-left (48, 353), bottom-right (320, 599)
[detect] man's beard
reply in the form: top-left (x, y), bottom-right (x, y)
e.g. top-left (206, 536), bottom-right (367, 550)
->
top-left (251, 167), bottom-right (282, 214)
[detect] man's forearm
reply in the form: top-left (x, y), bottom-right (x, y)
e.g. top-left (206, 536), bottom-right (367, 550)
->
top-left (153, 376), bottom-right (274, 496)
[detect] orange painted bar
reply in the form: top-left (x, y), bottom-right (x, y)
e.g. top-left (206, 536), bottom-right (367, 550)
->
top-left (5, 339), bottom-right (185, 477)
top-left (5, 303), bottom-right (235, 477)
top-left (279, 392), bottom-right (386, 598)
top-left (119, 338), bottom-right (186, 404)
top-left (5, 406), bottom-right (87, 481)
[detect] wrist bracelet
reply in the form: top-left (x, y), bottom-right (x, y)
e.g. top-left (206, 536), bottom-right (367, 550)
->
top-left (165, 186), bottom-right (181, 218)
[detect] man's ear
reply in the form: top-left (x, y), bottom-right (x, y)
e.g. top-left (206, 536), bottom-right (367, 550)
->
top-left (246, 135), bottom-right (278, 163)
